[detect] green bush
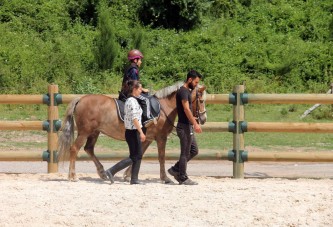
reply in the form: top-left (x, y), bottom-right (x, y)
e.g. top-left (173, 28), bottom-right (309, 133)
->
top-left (312, 105), bottom-right (333, 120)
top-left (0, 0), bottom-right (332, 96)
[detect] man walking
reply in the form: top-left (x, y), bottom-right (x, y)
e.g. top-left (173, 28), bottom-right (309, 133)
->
top-left (168, 70), bottom-right (203, 185)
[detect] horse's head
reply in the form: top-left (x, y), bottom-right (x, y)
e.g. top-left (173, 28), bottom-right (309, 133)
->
top-left (155, 81), bottom-right (207, 126)
top-left (191, 84), bottom-right (207, 125)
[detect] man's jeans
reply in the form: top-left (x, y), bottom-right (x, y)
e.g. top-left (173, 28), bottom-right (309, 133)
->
top-left (175, 122), bottom-right (199, 181)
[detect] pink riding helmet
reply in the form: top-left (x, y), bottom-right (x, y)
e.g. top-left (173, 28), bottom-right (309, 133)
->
top-left (128, 49), bottom-right (144, 61)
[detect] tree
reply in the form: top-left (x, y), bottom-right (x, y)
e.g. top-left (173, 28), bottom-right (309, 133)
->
top-left (94, 1), bottom-right (119, 71)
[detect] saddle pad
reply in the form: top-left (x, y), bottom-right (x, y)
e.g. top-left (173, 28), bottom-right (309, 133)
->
top-left (114, 96), bottom-right (161, 122)
top-left (114, 99), bottom-right (125, 122)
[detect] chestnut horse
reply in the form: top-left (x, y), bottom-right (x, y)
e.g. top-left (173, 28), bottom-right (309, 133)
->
top-left (58, 81), bottom-right (207, 183)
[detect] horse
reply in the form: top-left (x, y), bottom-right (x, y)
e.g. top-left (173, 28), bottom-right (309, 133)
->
top-left (57, 81), bottom-right (207, 183)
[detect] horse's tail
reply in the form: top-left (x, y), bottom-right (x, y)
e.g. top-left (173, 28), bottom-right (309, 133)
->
top-left (57, 97), bottom-right (80, 162)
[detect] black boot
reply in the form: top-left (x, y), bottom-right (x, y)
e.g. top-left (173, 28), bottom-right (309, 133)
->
top-left (105, 158), bottom-right (133, 184)
top-left (130, 159), bottom-right (143, 185)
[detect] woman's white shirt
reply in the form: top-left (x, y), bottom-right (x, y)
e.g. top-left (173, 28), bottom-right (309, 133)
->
top-left (124, 97), bottom-right (143, 130)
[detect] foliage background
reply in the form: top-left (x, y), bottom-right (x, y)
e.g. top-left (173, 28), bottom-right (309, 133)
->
top-left (1, 0), bottom-right (333, 152)
top-left (0, 0), bottom-right (332, 95)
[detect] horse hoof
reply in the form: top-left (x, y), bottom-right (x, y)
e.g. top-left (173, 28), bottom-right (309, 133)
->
top-left (68, 173), bottom-right (79, 182)
top-left (68, 177), bottom-right (79, 182)
top-left (98, 171), bottom-right (108, 180)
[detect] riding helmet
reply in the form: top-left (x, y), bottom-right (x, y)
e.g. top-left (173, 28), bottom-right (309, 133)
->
top-left (128, 49), bottom-right (144, 61)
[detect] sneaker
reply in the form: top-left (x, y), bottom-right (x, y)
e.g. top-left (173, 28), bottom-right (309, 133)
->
top-left (105, 169), bottom-right (114, 184)
top-left (179, 178), bottom-right (198, 185)
top-left (168, 167), bottom-right (181, 182)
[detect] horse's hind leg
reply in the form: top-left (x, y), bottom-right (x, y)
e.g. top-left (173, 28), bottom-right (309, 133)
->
top-left (84, 132), bottom-right (107, 180)
top-left (123, 165), bottom-right (132, 182)
top-left (69, 135), bottom-right (87, 181)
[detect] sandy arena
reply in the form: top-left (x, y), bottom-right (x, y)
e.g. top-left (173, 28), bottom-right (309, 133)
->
top-left (0, 160), bottom-right (332, 226)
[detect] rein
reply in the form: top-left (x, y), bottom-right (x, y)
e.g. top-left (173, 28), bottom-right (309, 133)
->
top-left (160, 105), bottom-right (178, 136)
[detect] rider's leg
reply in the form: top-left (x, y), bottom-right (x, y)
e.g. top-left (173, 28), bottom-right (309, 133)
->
top-left (136, 95), bottom-right (156, 128)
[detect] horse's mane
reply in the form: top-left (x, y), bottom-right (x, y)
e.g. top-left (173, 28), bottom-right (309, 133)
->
top-left (154, 81), bottom-right (207, 100)
top-left (154, 81), bottom-right (184, 98)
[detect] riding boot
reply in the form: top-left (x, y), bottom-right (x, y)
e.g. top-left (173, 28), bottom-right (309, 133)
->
top-left (105, 158), bottom-right (133, 184)
top-left (130, 159), bottom-right (142, 185)
top-left (136, 97), bottom-right (156, 128)
top-left (142, 107), bottom-right (154, 128)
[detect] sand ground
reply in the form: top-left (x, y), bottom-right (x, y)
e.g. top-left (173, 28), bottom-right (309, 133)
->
top-left (0, 160), bottom-right (332, 226)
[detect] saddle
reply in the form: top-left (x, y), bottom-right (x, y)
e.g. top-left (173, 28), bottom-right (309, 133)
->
top-left (114, 95), bottom-right (161, 122)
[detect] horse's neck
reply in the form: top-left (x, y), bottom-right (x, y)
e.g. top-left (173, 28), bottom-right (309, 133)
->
top-left (160, 94), bottom-right (178, 122)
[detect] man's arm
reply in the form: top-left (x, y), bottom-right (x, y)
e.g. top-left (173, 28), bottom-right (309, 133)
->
top-left (181, 100), bottom-right (202, 133)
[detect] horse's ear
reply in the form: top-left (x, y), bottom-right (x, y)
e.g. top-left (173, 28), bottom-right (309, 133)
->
top-left (199, 85), bottom-right (206, 92)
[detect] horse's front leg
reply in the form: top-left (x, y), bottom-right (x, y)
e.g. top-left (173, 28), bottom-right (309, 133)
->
top-left (84, 133), bottom-right (107, 180)
top-left (123, 166), bottom-right (131, 182)
top-left (156, 137), bottom-right (173, 184)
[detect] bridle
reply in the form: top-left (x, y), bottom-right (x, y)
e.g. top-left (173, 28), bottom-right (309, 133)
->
top-left (160, 86), bottom-right (206, 134)
top-left (193, 86), bottom-right (206, 125)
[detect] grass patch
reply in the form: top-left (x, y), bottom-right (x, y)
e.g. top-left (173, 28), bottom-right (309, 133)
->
top-left (1, 103), bottom-right (333, 152)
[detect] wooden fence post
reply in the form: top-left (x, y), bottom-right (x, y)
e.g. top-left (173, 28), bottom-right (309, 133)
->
top-left (232, 85), bottom-right (245, 178)
top-left (330, 83), bottom-right (333, 113)
top-left (47, 84), bottom-right (59, 173)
